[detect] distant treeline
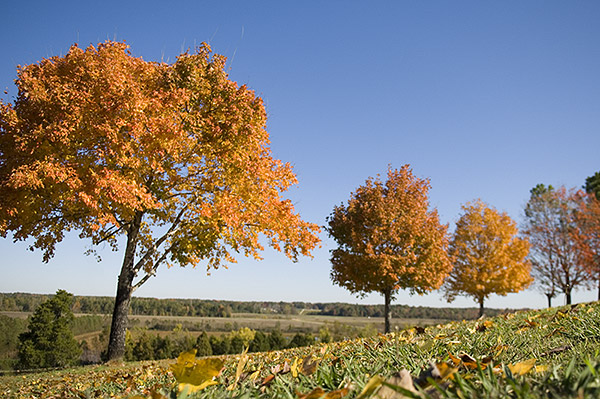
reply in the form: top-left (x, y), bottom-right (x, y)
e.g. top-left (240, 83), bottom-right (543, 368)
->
top-left (0, 293), bottom-right (518, 320)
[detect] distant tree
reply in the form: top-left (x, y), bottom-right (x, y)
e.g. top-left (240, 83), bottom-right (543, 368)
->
top-left (573, 192), bottom-right (600, 300)
top-left (585, 172), bottom-right (600, 200)
top-left (268, 329), bottom-right (286, 350)
top-left (326, 165), bottom-right (452, 332)
top-left (523, 185), bottom-right (588, 305)
top-left (318, 326), bottom-right (332, 343)
top-left (132, 332), bottom-right (154, 361)
top-left (209, 335), bottom-right (231, 355)
top-left (230, 327), bottom-right (255, 348)
top-left (249, 331), bottom-right (270, 352)
top-left (196, 331), bottom-right (212, 356)
top-left (17, 290), bottom-right (81, 369)
top-left (230, 335), bottom-right (245, 354)
top-left (444, 200), bottom-right (532, 317)
top-left (288, 333), bottom-right (314, 348)
top-left (0, 41), bottom-right (321, 361)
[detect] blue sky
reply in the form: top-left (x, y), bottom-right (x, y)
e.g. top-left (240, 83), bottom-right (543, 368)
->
top-left (1, 1), bottom-right (599, 309)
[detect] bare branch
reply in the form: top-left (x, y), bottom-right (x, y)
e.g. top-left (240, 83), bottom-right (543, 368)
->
top-left (132, 204), bottom-right (190, 274)
top-left (132, 244), bottom-right (174, 292)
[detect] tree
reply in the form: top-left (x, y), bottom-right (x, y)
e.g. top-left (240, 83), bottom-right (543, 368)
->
top-left (523, 185), bottom-right (588, 305)
top-left (0, 41), bottom-right (320, 360)
top-left (326, 165), bottom-right (452, 333)
top-left (585, 172), bottom-right (600, 200)
top-left (196, 331), bottom-right (212, 357)
top-left (17, 290), bottom-right (81, 369)
top-left (573, 191), bottom-right (600, 300)
top-left (268, 329), bottom-right (286, 350)
top-left (249, 331), bottom-right (270, 352)
top-left (443, 200), bottom-right (532, 317)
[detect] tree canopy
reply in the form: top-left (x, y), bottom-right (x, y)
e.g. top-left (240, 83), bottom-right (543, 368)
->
top-left (326, 165), bottom-right (452, 332)
top-left (444, 200), bottom-right (532, 316)
top-left (0, 41), bottom-right (320, 359)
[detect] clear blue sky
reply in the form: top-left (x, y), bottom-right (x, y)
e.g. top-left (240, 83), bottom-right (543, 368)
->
top-left (1, 1), bottom-right (599, 309)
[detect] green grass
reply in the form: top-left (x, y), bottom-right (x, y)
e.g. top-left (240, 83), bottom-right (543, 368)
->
top-left (2, 302), bottom-right (600, 398)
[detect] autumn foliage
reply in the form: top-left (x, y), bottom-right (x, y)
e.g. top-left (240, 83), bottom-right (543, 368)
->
top-left (326, 165), bottom-right (452, 332)
top-left (444, 200), bottom-right (532, 316)
top-left (573, 192), bottom-right (600, 300)
top-left (522, 185), bottom-right (589, 306)
top-left (0, 41), bottom-right (320, 359)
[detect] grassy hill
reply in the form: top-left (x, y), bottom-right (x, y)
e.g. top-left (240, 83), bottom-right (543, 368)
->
top-left (2, 301), bottom-right (599, 398)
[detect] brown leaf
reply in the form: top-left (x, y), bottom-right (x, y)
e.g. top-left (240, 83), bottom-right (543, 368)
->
top-left (324, 387), bottom-right (350, 399)
top-left (297, 387), bottom-right (326, 399)
top-left (542, 345), bottom-right (572, 357)
top-left (375, 370), bottom-right (417, 399)
top-left (301, 356), bottom-right (319, 376)
top-left (261, 374), bottom-right (276, 387)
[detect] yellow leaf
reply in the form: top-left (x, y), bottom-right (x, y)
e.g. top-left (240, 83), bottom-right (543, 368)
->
top-left (291, 357), bottom-right (299, 378)
top-left (435, 362), bottom-right (458, 380)
top-left (535, 364), bottom-right (549, 373)
top-left (357, 375), bottom-right (385, 399)
top-left (170, 349), bottom-right (224, 392)
top-left (227, 346), bottom-right (249, 390)
top-left (508, 359), bottom-right (536, 376)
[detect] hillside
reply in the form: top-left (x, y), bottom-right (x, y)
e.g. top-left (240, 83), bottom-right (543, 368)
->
top-left (1, 301), bottom-right (599, 398)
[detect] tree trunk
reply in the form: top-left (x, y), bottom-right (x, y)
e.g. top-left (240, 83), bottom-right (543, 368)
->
top-left (107, 212), bottom-right (142, 361)
top-left (478, 298), bottom-right (485, 318)
top-left (383, 289), bottom-right (392, 333)
top-left (597, 278), bottom-right (599, 301)
top-left (546, 293), bottom-right (552, 308)
top-left (565, 290), bottom-right (572, 305)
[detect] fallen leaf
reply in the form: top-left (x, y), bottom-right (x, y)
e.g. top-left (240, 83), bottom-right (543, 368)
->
top-left (227, 346), bottom-right (249, 390)
top-left (542, 345), bottom-right (572, 357)
top-left (291, 357), bottom-right (300, 378)
top-left (375, 370), bottom-right (418, 399)
top-left (325, 387), bottom-right (350, 398)
top-left (357, 375), bottom-right (385, 399)
top-left (301, 356), bottom-right (319, 376)
top-left (535, 364), bottom-right (549, 373)
top-left (261, 374), bottom-right (276, 387)
top-left (508, 359), bottom-right (536, 376)
top-left (170, 350), bottom-right (224, 392)
top-left (298, 387), bottom-right (326, 399)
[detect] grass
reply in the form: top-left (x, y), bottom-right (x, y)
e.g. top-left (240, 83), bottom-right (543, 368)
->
top-left (2, 301), bottom-right (600, 398)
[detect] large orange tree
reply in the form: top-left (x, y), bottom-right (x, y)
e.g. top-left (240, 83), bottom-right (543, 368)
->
top-left (326, 165), bottom-right (452, 332)
top-left (443, 200), bottom-right (532, 317)
top-left (0, 41), bottom-right (320, 360)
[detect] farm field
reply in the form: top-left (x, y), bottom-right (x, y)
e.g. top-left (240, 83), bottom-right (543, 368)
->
top-left (2, 311), bottom-right (446, 336)
top-left (2, 301), bottom-right (600, 398)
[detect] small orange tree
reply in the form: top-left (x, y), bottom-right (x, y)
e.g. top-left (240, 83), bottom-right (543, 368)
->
top-left (0, 41), bottom-right (320, 360)
top-left (444, 200), bottom-right (532, 316)
top-left (326, 165), bottom-right (452, 332)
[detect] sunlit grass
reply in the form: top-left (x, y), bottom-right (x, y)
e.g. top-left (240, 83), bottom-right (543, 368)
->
top-left (2, 301), bottom-right (600, 398)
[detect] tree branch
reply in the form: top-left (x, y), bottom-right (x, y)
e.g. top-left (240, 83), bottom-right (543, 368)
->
top-left (132, 244), bottom-right (174, 292)
top-left (132, 204), bottom-right (190, 274)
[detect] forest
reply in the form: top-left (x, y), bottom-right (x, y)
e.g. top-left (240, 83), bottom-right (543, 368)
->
top-left (0, 292), bottom-right (513, 320)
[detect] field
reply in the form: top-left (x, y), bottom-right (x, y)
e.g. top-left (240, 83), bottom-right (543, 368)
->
top-left (2, 310), bottom-right (446, 340)
top-left (2, 301), bottom-right (600, 398)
